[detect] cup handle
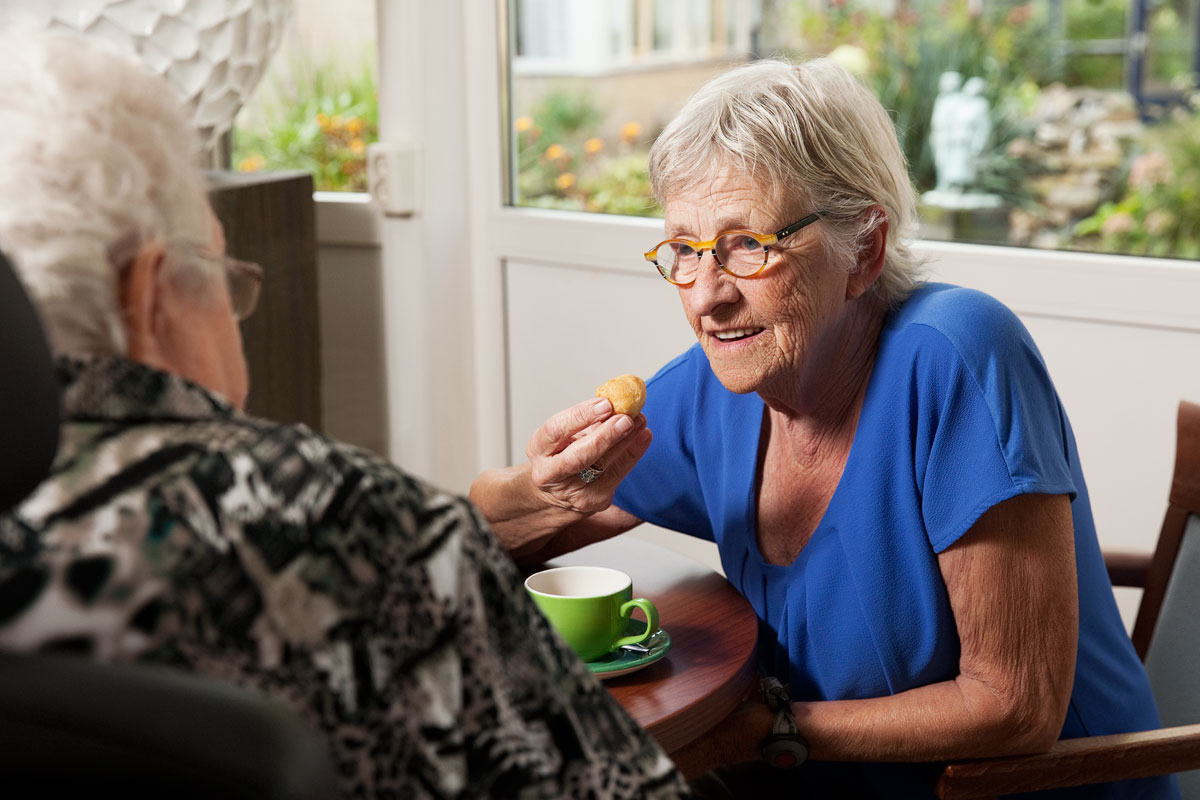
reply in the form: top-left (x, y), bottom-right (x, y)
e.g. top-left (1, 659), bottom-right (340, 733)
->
top-left (614, 598), bottom-right (659, 648)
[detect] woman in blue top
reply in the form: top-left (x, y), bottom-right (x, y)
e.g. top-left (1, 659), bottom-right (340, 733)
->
top-left (471, 59), bottom-right (1172, 799)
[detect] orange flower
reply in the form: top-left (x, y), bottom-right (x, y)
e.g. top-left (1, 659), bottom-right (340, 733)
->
top-left (515, 116), bottom-right (534, 133)
top-left (620, 122), bottom-right (642, 144)
top-left (555, 172), bottom-right (576, 190)
top-left (346, 117), bottom-right (364, 135)
top-left (316, 112), bottom-right (331, 130)
top-left (350, 137), bottom-right (366, 155)
top-left (584, 137), bottom-right (605, 155)
top-left (238, 154), bottom-right (266, 173)
top-left (544, 143), bottom-right (568, 162)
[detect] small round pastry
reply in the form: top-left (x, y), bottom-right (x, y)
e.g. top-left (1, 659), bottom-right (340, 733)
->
top-left (595, 374), bottom-right (646, 417)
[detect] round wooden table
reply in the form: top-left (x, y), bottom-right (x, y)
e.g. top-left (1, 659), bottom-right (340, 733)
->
top-left (548, 535), bottom-right (759, 754)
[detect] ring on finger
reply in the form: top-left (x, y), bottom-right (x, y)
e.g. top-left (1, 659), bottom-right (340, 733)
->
top-left (578, 464), bottom-right (606, 484)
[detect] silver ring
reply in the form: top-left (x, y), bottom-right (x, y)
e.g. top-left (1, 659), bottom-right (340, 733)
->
top-left (578, 465), bottom-right (605, 484)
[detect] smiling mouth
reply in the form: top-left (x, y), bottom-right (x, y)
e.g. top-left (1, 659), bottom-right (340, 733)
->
top-left (712, 327), bottom-right (764, 342)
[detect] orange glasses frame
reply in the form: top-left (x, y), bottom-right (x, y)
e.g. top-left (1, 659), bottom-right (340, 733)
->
top-left (643, 212), bottom-right (825, 286)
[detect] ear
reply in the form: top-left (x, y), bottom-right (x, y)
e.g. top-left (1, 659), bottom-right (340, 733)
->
top-left (848, 205), bottom-right (888, 300)
top-left (120, 240), bottom-right (168, 366)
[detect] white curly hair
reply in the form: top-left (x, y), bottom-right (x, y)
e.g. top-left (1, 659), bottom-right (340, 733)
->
top-left (0, 27), bottom-right (218, 356)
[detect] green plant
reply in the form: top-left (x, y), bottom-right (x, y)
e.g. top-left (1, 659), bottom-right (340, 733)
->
top-left (1063, 0), bottom-right (1127, 88)
top-left (1147, 0), bottom-right (1195, 86)
top-left (581, 154), bottom-right (662, 217)
top-left (514, 89), bottom-right (659, 217)
top-left (776, 0), bottom-right (1055, 196)
top-left (970, 87), bottom-right (1042, 209)
top-left (233, 51), bottom-right (378, 192)
top-left (1058, 0), bottom-right (1193, 89)
top-left (1073, 99), bottom-right (1200, 258)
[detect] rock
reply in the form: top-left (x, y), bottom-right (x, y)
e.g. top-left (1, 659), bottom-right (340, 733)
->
top-left (1036, 122), bottom-right (1071, 147)
top-left (1032, 231), bottom-right (1064, 250)
top-left (1045, 180), bottom-right (1102, 214)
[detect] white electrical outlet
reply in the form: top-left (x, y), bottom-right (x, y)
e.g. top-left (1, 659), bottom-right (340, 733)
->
top-left (367, 141), bottom-right (420, 217)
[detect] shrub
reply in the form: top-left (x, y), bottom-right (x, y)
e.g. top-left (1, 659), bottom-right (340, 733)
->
top-left (233, 51), bottom-right (378, 192)
top-left (1073, 98), bottom-right (1200, 258)
top-left (514, 90), bottom-right (659, 217)
top-left (774, 0), bottom-right (1056, 197)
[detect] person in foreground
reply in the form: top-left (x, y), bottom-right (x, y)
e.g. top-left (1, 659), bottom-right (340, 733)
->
top-left (0, 29), bottom-right (691, 799)
top-left (471, 59), bottom-right (1176, 798)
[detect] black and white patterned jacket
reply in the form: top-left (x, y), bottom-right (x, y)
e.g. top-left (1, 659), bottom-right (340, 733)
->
top-left (0, 356), bottom-right (690, 799)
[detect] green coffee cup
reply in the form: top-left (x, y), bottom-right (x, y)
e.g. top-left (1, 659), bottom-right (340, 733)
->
top-left (525, 565), bottom-right (659, 662)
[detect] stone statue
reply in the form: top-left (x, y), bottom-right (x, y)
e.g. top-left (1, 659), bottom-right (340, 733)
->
top-left (930, 71), bottom-right (963, 190)
top-left (924, 72), bottom-right (1001, 210)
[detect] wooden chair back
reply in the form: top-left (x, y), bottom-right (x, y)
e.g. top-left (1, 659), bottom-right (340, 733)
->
top-left (936, 399), bottom-right (1200, 798)
top-left (1131, 400), bottom-right (1200, 659)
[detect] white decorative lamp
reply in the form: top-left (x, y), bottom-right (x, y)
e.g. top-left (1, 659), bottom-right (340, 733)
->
top-left (0, 0), bottom-right (293, 165)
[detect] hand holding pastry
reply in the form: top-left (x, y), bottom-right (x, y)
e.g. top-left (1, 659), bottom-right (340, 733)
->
top-left (524, 375), bottom-right (651, 516)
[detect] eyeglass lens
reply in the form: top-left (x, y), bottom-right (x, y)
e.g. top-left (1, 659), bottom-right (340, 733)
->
top-left (225, 261), bottom-right (262, 321)
top-left (655, 233), bottom-right (767, 282)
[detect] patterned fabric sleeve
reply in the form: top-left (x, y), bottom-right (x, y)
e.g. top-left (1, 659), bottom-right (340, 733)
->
top-left (234, 438), bottom-right (692, 798)
top-left (0, 355), bottom-right (692, 798)
top-left (451, 500), bottom-right (691, 798)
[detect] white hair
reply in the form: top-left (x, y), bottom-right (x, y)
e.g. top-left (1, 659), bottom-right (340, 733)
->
top-left (649, 58), bottom-right (924, 305)
top-left (0, 27), bottom-right (217, 356)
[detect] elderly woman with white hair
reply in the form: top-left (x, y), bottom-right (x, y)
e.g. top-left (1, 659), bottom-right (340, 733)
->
top-left (0, 28), bottom-right (694, 799)
top-left (471, 60), bottom-right (1173, 798)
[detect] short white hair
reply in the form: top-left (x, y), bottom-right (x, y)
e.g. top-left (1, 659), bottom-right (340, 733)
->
top-left (649, 59), bottom-right (923, 305)
top-left (0, 28), bottom-right (216, 356)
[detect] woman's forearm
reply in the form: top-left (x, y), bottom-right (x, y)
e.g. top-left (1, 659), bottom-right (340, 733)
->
top-left (794, 493), bottom-right (1075, 763)
top-left (468, 463), bottom-right (586, 553)
top-left (673, 672), bottom-right (1061, 780)
top-left (796, 672), bottom-right (1063, 763)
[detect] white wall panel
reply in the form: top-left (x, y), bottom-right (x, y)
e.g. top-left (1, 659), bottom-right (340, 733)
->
top-left (504, 259), bottom-right (694, 463)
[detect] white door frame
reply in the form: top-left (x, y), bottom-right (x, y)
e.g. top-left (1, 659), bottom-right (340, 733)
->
top-left (376, 0), bottom-right (482, 491)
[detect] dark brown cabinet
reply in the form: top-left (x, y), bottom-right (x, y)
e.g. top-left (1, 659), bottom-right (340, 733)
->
top-left (208, 170), bottom-right (321, 431)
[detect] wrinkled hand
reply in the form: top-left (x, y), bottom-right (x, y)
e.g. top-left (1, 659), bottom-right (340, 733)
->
top-left (526, 397), bottom-right (652, 516)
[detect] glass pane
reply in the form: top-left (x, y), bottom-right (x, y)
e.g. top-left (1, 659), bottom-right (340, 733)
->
top-left (509, 0), bottom-right (756, 218)
top-left (233, 0), bottom-right (378, 193)
top-left (505, 0), bottom-right (1200, 261)
top-left (1146, 0), bottom-right (1197, 91)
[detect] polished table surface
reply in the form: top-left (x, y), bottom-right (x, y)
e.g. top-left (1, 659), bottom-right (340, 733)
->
top-left (548, 535), bottom-right (759, 754)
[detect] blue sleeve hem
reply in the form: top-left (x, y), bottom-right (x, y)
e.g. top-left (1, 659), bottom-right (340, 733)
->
top-left (928, 480), bottom-right (1078, 554)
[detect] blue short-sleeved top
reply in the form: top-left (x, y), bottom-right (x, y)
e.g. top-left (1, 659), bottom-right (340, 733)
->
top-left (615, 283), bottom-right (1175, 799)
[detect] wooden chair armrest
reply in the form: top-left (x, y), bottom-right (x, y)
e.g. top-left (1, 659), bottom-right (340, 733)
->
top-left (935, 724), bottom-right (1200, 799)
top-left (1103, 549), bottom-right (1152, 588)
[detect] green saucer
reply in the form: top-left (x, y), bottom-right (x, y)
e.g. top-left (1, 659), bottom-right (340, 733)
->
top-left (587, 622), bottom-right (671, 679)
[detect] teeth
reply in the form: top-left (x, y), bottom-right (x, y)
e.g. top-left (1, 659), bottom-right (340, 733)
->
top-left (714, 328), bottom-right (761, 341)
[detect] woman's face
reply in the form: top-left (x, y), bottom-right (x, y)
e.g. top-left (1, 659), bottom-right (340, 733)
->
top-left (122, 210), bottom-right (250, 409)
top-left (662, 166), bottom-right (856, 397)
top-left (173, 262), bottom-right (249, 410)
top-left (174, 216), bottom-right (249, 409)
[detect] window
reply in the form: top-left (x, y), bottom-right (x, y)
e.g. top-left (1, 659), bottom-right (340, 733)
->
top-left (509, 0), bottom-right (759, 217)
top-left (234, 0), bottom-right (378, 193)
top-left (507, 0), bottom-right (1200, 261)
